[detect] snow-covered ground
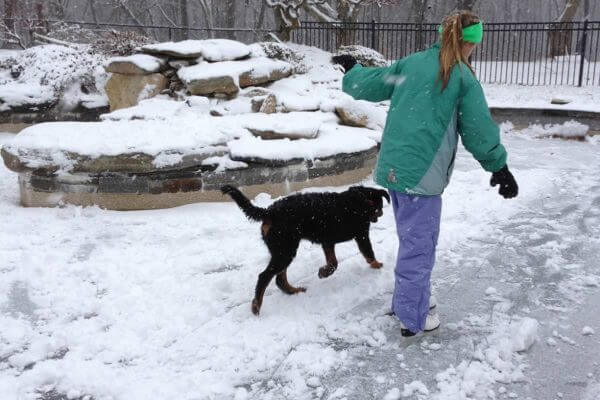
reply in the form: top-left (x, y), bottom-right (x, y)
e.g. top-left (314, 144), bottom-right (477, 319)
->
top-left (1, 125), bottom-right (599, 399)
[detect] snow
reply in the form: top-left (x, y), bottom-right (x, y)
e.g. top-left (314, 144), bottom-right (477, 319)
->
top-left (227, 122), bottom-right (377, 161)
top-left (582, 326), bottom-right (595, 336)
top-left (401, 380), bottom-right (429, 397)
top-left (3, 117), bottom-right (248, 168)
top-left (0, 82), bottom-right (55, 112)
top-left (198, 39), bottom-right (252, 62)
top-left (483, 84), bottom-right (600, 113)
top-left (0, 44), bottom-right (107, 112)
top-left (337, 97), bottom-right (388, 130)
top-left (142, 39), bottom-right (251, 61)
top-left (106, 54), bottom-right (166, 73)
top-left (1, 42), bottom-right (600, 400)
top-left (503, 120), bottom-right (590, 139)
top-left (509, 317), bottom-right (539, 352)
top-left (177, 57), bottom-right (292, 86)
top-left (224, 111), bottom-right (329, 139)
top-left (100, 97), bottom-right (192, 121)
top-left (485, 287), bottom-right (497, 295)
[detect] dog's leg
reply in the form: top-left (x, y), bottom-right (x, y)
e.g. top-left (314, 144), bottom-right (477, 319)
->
top-left (275, 269), bottom-right (307, 295)
top-left (252, 259), bottom-right (280, 315)
top-left (253, 249), bottom-right (297, 315)
top-left (356, 233), bottom-right (383, 269)
top-left (318, 244), bottom-right (338, 278)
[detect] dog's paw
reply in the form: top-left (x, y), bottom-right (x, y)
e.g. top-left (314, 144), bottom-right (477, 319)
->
top-left (369, 260), bottom-right (383, 269)
top-left (318, 265), bottom-right (336, 279)
top-left (296, 287), bottom-right (307, 293)
top-left (251, 299), bottom-right (261, 315)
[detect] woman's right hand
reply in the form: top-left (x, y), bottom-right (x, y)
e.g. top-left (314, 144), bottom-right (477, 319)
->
top-left (490, 165), bottom-right (518, 199)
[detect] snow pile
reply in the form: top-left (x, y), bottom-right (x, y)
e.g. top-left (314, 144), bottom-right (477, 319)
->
top-left (433, 317), bottom-right (538, 399)
top-left (0, 44), bottom-right (108, 112)
top-left (582, 326), bottom-right (595, 336)
top-left (249, 42), bottom-right (308, 74)
top-left (501, 120), bottom-right (590, 140)
top-left (520, 120), bottom-right (589, 139)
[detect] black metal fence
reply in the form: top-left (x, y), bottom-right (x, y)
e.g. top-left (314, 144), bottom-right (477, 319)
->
top-left (0, 18), bottom-right (278, 47)
top-left (3, 18), bottom-right (600, 86)
top-left (293, 21), bottom-right (600, 86)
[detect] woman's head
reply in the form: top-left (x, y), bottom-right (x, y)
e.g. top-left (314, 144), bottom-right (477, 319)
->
top-left (438, 11), bottom-right (482, 90)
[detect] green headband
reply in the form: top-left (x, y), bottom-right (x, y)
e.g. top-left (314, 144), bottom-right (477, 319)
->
top-left (438, 21), bottom-right (484, 44)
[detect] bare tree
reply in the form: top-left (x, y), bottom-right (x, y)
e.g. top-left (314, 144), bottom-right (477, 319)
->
top-left (265, 0), bottom-right (402, 42)
top-left (224, 0), bottom-right (237, 40)
top-left (179, 0), bottom-right (189, 40)
top-left (548, 0), bottom-right (582, 57)
top-left (456, 0), bottom-right (477, 10)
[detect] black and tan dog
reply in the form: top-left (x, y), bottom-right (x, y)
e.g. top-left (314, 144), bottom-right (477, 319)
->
top-left (221, 185), bottom-right (390, 315)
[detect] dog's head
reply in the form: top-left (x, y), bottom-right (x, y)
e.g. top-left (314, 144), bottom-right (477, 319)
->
top-left (349, 186), bottom-right (390, 222)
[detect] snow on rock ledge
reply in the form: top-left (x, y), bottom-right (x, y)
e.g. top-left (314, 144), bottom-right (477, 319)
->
top-left (105, 54), bottom-right (167, 74)
top-left (224, 112), bottom-right (327, 140)
top-left (141, 39), bottom-right (251, 61)
top-left (177, 57), bottom-right (293, 96)
top-left (1, 117), bottom-right (247, 173)
top-left (228, 122), bottom-right (378, 164)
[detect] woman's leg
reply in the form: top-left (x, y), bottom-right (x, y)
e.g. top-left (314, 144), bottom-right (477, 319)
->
top-left (389, 190), bottom-right (442, 333)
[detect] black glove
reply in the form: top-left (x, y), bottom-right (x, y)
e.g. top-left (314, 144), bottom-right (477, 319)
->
top-left (490, 165), bottom-right (518, 199)
top-left (332, 54), bottom-right (358, 73)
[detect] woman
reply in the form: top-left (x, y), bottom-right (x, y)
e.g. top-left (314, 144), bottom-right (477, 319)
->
top-left (334, 11), bottom-right (518, 337)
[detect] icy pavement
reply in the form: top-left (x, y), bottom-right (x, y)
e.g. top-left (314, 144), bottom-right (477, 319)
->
top-left (0, 130), bottom-right (599, 400)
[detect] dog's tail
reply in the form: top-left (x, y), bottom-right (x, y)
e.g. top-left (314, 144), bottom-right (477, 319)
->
top-left (221, 185), bottom-right (267, 222)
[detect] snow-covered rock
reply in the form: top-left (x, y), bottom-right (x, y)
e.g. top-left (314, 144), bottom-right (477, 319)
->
top-left (336, 98), bottom-right (387, 130)
top-left (227, 121), bottom-right (377, 163)
top-left (141, 39), bottom-right (251, 61)
top-left (225, 112), bottom-right (325, 140)
top-left (105, 73), bottom-right (168, 111)
top-left (105, 54), bottom-right (166, 74)
top-left (177, 58), bottom-right (293, 96)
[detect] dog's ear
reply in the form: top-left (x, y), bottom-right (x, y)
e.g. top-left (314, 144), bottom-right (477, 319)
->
top-left (378, 190), bottom-right (390, 204)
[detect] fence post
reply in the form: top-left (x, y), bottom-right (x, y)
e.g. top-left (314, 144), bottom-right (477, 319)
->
top-left (371, 19), bottom-right (376, 50)
top-left (578, 19), bottom-right (589, 87)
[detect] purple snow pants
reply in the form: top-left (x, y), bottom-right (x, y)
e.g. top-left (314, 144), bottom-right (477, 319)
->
top-left (390, 190), bottom-right (442, 333)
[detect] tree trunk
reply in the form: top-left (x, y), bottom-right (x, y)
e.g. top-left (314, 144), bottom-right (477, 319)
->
top-left (336, 0), bottom-right (363, 47)
top-left (273, 5), bottom-right (299, 42)
top-left (583, 0), bottom-right (590, 19)
top-left (224, 0), bottom-right (236, 40)
top-left (178, 0), bottom-right (189, 40)
top-left (457, 0), bottom-right (477, 10)
top-left (548, 0), bottom-right (581, 57)
top-left (198, 0), bottom-right (214, 39)
top-left (411, 0), bottom-right (431, 51)
top-left (3, 0), bottom-right (18, 47)
top-left (254, 0), bottom-right (267, 41)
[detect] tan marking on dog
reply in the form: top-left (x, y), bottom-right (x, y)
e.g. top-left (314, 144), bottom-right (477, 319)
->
top-left (261, 222), bottom-right (271, 237)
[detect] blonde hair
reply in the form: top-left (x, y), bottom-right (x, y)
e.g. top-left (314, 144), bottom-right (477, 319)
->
top-left (439, 11), bottom-right (479, 91)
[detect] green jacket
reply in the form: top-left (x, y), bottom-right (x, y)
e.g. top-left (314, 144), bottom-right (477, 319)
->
top-left (342, 43), bottom-right (507, 195)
